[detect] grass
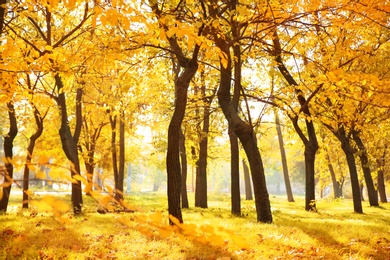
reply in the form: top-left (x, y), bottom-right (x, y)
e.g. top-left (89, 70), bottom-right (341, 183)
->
top-left (1, 192), bottom-right (390, 259)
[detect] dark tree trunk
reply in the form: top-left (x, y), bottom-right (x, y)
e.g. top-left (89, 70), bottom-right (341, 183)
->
top-left (242, 159), bottom-right (253, 200)
top-left (377, 151), bottom-right (387, 203)
top-left (360, 182), bottom-right (365, 201)
top-left (304, 138), bottom-right (318, 211)
top-left (117, 109), bottom-right (125, 200)
top-left (23, 101), bottom-right (44, 208)
top-left (230, 129), bottom-right (241, 215)
top-left (81, 120), bottom-right (105, 195)
top-left (274, 111), bottom-right (294, 202)
top-left (0, 102), bottom-right (17, 212)
top-left (272, 30), bottom-right (318, 211)
top-left (151, 1), bottom-right (201, 224)
top-left (333, 127), bottom-right (363, 213)
top-left (352, 132), bottom-right (379, 206)
top-left (327, 160), bottom-right (343, 199)
top-left (216, 39), bottom-right (272, 223)
top-left (55, 75), bottom-right (83, 215)
top-left (110, 114), bottom-right (118, 193)
top-left (167, 59), bottom-right (199, 223)
top-left (179, 129), bottom-right (189, 208)
top-left (229, 18), bottom-right (242, 216)
top-left (377, 169), bottom-right (387, 203)
top-left (195, 82), bottom-right (211, 209)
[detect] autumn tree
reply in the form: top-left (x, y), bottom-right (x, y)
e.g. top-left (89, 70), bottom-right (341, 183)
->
top-left (207, 0), bottom-right (272, 223)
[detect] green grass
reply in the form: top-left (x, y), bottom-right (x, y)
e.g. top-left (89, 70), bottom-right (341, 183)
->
top-left (1, 192), bottom-right (389, 259)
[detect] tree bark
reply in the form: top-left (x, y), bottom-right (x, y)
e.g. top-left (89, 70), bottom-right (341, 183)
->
top-left (377, 150), bottom-right (387, 203)
top-left (22, 102), bottom-right (44, 208)
top-left (179, 129), bottom-right (189, 208)
top-left (0, 102), bottom-right (17, 212)
top-left (242, 159), bottom-right (253, 200)
top-left (215, 39), bottom-right (272, 223)
top-left (333, 126), bottom-right (363, 213)
top-left (167, 57), bottom-right (199, 223)
top-left (377, 168), bottom-right (387, 203)
top-left (195, 116), bottom-right (209, 208)
top-left (55, 74), bottom-right (83, 215)
top-left (110, 114), bottom-right (118, 193)
top-left (327, 159), bottom-right (343, 199)
top-left (230, 129), bottom-right (241, 215)
top-left (117, 109), bottom-right (125, 200)
top-left (352, 132), bottom-right (379, 206)
top-left (272, 30), bottom-right (318, 211)
top-left (274, 111), bottom-right (294, 202)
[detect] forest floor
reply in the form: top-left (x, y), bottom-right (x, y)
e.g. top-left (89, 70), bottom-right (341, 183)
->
top-left (1, 192), bottom-right (389, 259)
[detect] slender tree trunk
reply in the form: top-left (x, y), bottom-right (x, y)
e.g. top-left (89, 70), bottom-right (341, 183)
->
top-left (55, 75), bottom-right (83, 215)
top-left (117, 109), bottom-right (125, 200)
top-left (334, 127), bottom-right (363, 213)
top-left (274, 111), bottom-right (294, 202)
top-left (179, 129), bottom-right (189, 208)
top-left (327, 159), bottom-right (343, 199)
top-left (377, 169), bottom-right (387, 203)
top-left (230, 129), bottom-right (241, 215)
top-left (359, 182), bottom-right (365, 201)
top-left (273, 30), bottom-right (319, 211)
top-left (22, 103), bottom-right (44, 208)
top-left (242, 159), bottom-right (253, 200)
top-left (110, 114), bottom-right (119, 191)
top-left (195, 114), bottom-right (209, 208)
top-left (167, 64), bottom-right (198, 223)
top-left (352, 132), bottom-right (379, 206)
top-left (229, 10), bottom-right (242, 216)
top-left (377, 150), bottom-right (387, 203)
top-left (0, 102), bottom-right (17, 212)
top-left (216, 39), bottom-right (272, 223)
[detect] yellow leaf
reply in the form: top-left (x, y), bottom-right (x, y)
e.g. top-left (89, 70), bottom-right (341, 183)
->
top-left (54, 200), bottom-right (70, 213)
top-left (72, 174), bottom-right (87, 185)
top-left (200, 224), bottom-right (214, 234)
top-left (84, 182), bottom-right (92, 194)
top-left (208, 234), bottom-right (225, 246)
top-left (36, 171), bottom-right (46, 179)
top-left (169, 215), bottom-right (182, 227)
top-left (231, 235), bottom-right (251, 249)
top-left (38, 155), bottom-right (50, 165)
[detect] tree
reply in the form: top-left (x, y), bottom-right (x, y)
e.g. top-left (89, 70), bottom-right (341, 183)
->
top-left (0, 0), bottom-right (18, 212)
top-left (209, 0), bottom-right (272, 223)
top-left (21, 74), bottom-right (48, 208)
top-left (150, 0), bottom-right (203, 223)
top-left (274, 110), bottom-right (294, 202)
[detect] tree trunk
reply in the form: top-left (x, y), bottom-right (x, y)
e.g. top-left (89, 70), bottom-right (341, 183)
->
top-left (23, 102), bottom-right (44, 208)
top-left (216, 39), bottom-right (272, 223)
top-left (274, 111), bottom-right (294, 202)
top-left (242, 159), bottom-right (253, 200)
top-left (327, 160), bottom-right (343, 199)
top-left (117, 109), bottom-right (125, 200)
top-left (360, 182), bottom-right (365, 201)
top-left (195, 83), bottom-right (211, 209)
top-left (334, 127), bottom-right (363, 213)
top-left (273, 29), bottom-right (319, 211)
top-left (377, 168), bottom-right (387, 203)
top-left (352, 132), bottom-right (379, 206)
top-left (230, 129), bottom-right (241, 215)
top-left (110, 114), bottom-right (119, 193)
top-left (179, 129), bottom-right (189, 208)
top-left (0, 102), bottom-right (18, 212)
top-left (304, 139), bottom-right (318, 211)
top-left (55, 74), bottom-right (83, 215)
top-left (166, 54), bottom-right (199, 223)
